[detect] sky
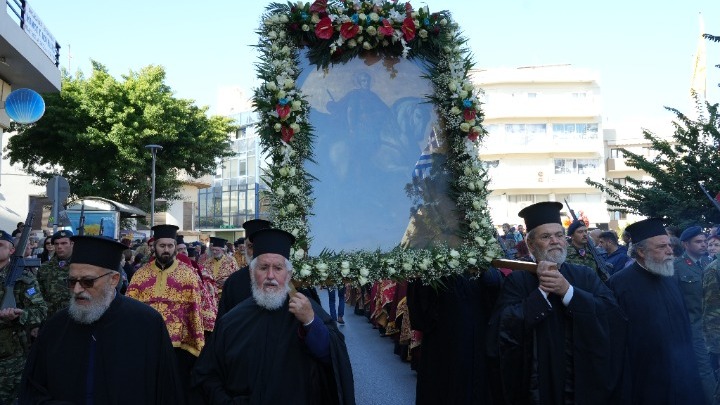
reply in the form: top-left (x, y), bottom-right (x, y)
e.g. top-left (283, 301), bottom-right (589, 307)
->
top-left (24, 0), bottom-right (720, 131)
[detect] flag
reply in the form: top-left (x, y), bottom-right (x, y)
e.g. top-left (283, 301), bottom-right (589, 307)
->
top-left (690, 13), bottom-right (706, 101)
top-left (412, 128), bottom-right (440, 188)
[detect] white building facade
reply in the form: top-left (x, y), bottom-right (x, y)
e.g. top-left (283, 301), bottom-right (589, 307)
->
top-left (472, 65), bottom-right (608, 229)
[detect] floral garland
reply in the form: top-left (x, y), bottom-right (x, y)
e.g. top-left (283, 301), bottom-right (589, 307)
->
top-left (253, 0), bottom-right (502, 286)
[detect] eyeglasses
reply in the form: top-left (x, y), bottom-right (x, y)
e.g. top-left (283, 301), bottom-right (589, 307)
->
top-left (66, 272), bottom-right (113, 289)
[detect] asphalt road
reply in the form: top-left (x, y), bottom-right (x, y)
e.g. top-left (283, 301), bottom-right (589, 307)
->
top-left (318, 289), bottom-right (417, 405)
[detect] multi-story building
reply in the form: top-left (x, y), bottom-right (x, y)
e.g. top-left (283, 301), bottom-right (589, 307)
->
top-left (472, 65), bottom-right (608, 229)
top-left (0, 1), bottom-right (61, 231)
top-left (197, 111), bottom-right (269, 241)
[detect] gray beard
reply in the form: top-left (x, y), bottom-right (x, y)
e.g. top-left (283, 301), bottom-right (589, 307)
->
top-left (250, 275), bottom-right (289, 310)
top-left (68, 283), bottom-right (115, 324)
top-left (644, 256), bottom-right (675, 277)
top-left (534, 246), bottom-right (567, 266)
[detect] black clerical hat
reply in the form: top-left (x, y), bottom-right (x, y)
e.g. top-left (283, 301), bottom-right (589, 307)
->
top-left (518, 202), bottom-right (563, 232)
top-left (625, 218), bottom-right (666, 244)
top-left (234, 237), bottom-right (245, 247)
top-left (176, 235), bottom-right (185, 246)
top-left (209, 237), bottom-right (227, 248)
top-left (249, 228), bottom-right (296, 259)
top-left (242, 219), bottom-right (273, 237)
top-left (152, 224), bottom-right (178, 240)
top-left (70, 236), bottom-right (127, 271)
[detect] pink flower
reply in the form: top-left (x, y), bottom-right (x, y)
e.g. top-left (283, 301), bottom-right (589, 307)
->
top-left (281, 126), bottom-right (295, 143)
top-left (378, 19), bottom-right (394, 37)
top-left (276, 104), bottom-right (291, 120)
top-left (402, 17), bottom-right (416, 41)
top-left (340, 21), bottom-right (359, 39)
top-left (463, 109), bottom-right (476, 122)
top-left (315, 16), bottom-right (334, 40)
top-left (309, 0), bottom-right (327, 13)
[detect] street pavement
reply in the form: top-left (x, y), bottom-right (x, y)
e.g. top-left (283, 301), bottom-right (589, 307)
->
top-left (318, 289), bottom-right (417, 405)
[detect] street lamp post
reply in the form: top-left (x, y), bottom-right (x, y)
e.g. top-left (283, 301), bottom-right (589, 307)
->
top-left (145, 144), bottom-right (163, 234)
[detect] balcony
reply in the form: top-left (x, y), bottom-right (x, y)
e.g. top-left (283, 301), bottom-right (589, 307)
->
top-left (487, 171), bottom-right (603, 191)
top-left (606, 158), bottom-right (636, 172)
top-left (483, 97), bottom-right (601, 120)
top-left (0, 0), bottom-right (61, 93)
top-left (480, 132), bottom-right (603, 156)
top-left (178, 170), bottom-right (213, 189)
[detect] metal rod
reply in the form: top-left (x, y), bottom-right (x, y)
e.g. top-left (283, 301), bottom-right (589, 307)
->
top-left (145, 144), bottom-right (163, 235)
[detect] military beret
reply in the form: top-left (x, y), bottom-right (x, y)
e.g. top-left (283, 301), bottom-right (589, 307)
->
top-left (680, 226), bottom-right (704, 242)
top-left (567, 220), bottom-right (586, 236)
top-left (0, 230), bottom-right (14, 245)
top-left (51, 229), bottom-right (74, 243)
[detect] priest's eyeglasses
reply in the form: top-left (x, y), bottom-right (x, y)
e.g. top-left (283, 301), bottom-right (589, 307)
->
top-left (66, 272), bottom-right (113, 289)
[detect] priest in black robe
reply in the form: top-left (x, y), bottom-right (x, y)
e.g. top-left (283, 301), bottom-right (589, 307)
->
top-left (608, 218), bottom-right (707, 404)
top-left (193, 228), bottom-right (355, 404)
top-left (487, 202), bottom-right (627, 404)
top-left (19, 235), bottom-right (184, 405)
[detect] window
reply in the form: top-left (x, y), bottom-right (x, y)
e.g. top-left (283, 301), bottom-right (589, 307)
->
top-left (610, 148), bottom-right (624, 158)
top-left (572, 92), bottom-right (587, 98)
top-left (612, 178), bottom-right (627, 186)
top-left (552, 123), bottom-right (599, 140)
top-left (527, 92), bottom-right (537, 98)
top-left (554, 159), bottom-right (600, 175)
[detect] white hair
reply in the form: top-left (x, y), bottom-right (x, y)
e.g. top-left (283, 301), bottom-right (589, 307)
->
top-left (249, 256), bottom-right (293, 310)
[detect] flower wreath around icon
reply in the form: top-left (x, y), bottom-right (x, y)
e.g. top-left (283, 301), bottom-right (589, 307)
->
top-left (253, 0), bottom-right (502, 287)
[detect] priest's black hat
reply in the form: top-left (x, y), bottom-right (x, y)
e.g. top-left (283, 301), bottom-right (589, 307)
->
top-left (518, 202), bottom-right (564, 232)
top-left (152, 225), bottom-right (178, 240)
top-left (242, 219), bottom-right (273, 238)
top-left (70, 235), bottom-right (127, 271)
top-left (249, 228), bottom-right (296, 259)
top-left (624, 218), bottom-right (666, 244)
top-left (176, 235), bottom-right (186, 246)
top-left (209, 237), bottom-right (227, 248)
top-left (234, 237), bottom-right (245, 247)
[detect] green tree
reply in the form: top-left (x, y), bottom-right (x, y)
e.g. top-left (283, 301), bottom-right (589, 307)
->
top-left (588, 34), bottom-right (720, 230)
top-left (6, 61), bottom-right (235, 215)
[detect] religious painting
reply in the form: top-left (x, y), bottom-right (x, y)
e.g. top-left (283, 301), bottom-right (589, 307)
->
top-left (254, 0), bottom-right (500, 285)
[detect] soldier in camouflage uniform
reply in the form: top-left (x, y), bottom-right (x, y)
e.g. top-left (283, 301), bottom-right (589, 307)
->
top-left (564, 220), bottom-right (600, 273)
top-left (37, 230), bottom-right (74, 318)
top-left (703, 256), bottom-right (720, 404)
top-left (0, 230), bottom-right (47, 404)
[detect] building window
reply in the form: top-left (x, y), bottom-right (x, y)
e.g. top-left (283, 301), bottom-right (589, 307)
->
top-left (572, 92), bottom-right (587, 98)
top-left (527, 92), bottom-right (537, 98)
top-left (554, 158), bottom-right (600, 175)
top-left (612, 178), bottom-right (627, 186)
top-left (610, 148), bottom-right (624, 158)
top-left (552, 123), bottom-right (599, 140)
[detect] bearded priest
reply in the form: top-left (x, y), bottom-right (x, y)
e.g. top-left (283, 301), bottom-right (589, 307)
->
top-left (192, 228), bottom-right (355, 404)
top-left (608, 218), bottom-right (706, 404)
top-left (19, 236), bottom-right (184, 404)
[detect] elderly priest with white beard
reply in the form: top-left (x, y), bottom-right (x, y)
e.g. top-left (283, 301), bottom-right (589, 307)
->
top-left (488, 201), bottom-right (626, 405)
top-left (19, 235), bottom-right (184, 404)
top-left (192, 228), bottom-right (355, 404)
top-left (608, 218), bottom-right (707, 404)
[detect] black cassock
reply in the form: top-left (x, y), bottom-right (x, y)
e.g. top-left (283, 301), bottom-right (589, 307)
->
top-left (193, 298), bottom-right (355, 404)
top-left (488, 262), bottom-right (627, 405)
top-left (19, 294), bottom-right (183, 405)
top-left (608, 263), bottom-right (706, 405)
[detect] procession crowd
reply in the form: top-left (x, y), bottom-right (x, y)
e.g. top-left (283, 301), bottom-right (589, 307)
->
top-left (1, 200), bottom-right (719, 404)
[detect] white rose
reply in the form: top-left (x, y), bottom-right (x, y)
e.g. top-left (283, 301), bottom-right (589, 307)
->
top-left (288, 185), bottom-right (300, 195)
top-left (291, 228), bottom-right (300, 237)
top-left (459, 90), bottom-right (468, 99)
top-left (360, 268), bottom-right (369, 277)
top-left (291, 100), bottom-right (302, 111)
top-left (418, 29), bottom-right (428, 39)
top-left (286, 203), bottom-right (296, 212)
top-left (388, 268), bottom-right (396, 275)
top-left (341, 268), bottom-right (350, 277)
top-left (300, 268), bottom-right (312, 277)
top-left (273, 123), bottom-right (282, 132)
top-left (450, 106), bottom-right (461, 115)
top-left (450, 249), bottom-right (460, 258)
top-left (448, 259), bottom-right (460, 268)
top-left (316, 262), bottom-right (328, 271)
top-left (440, 18), bottom-right (447, 26)
top-left (341, 261), bottom-right (350, 269)
top-left (366, 26), bottom-right (377, 36)
top-left (369, 12), bottom-right (379, 22)
top-left (279, 167), bottom-right (289, 176)
top-left (284, 79), bottom-right (295, 89)
top-left (267, 81), bottom-right (278, 91)
top-left (302, 24), bottom-right (310, 32)
top-left (279, 14), bottom-right (289, 23)
top-left (476, 180), bottom-right (484, 189)
top-left (311, 14), bottom-right (320, 23)
top-left (467, 182), bottom-right (475, 191)
top-left (348, 39), bottom-right (357, 48)
top-left (472, 201), bottom-right (481, 209)
top-left (402, 262), bottom-right (412, 271)
top-left (294, 248), bottom-right (305, 260)
top-left (418, 262), bottom-right (427, 270)
top-left (290, 123), bottom-right (300, 133)
top-left (276, 187), bottom-right (285, 197)
top-left (358, 276), bottom-right (368, 285)
top-left (288, 167), bottom-right (297, 177)
top-left (468, 258), bottom-right (477, 265)
top-left (278, 31), bottom-right (286, 39)
top-left (277, 90), bottom-right (287, 99)
top-left (268, 31), bottom-right (278, 40)
top-left (470, 221), bottom-right (479, 230)
top-left (358, 13), bottom-right (367, 21)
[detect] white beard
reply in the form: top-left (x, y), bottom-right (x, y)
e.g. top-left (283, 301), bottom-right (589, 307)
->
top-left (534, 246), bottom-right (568, 266)
top-left (250, 274), bottom-right (290, 310)
top-left (644, 256), bottom-right (675, 277)
top-left (68, 282), bottom-right (115, 324)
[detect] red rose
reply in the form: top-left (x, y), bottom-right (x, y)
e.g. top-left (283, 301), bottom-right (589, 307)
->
top-left (402, 17), bottom-right (416, 41)
top-left (468, 129), bottom-right (479, 142)
top-left (281, 126), bottom-right (295, 143)
top-left (315, 16), bottom-right (334, 40)
top-left (463, 109), bottom-right (476, 121)
top-left (340, 21), bottom-right (359, 39)
top-left (276, 104), bottom-right (291, 120)
top-left (379, 19), bottom-right (394, 37)
top-left (309, 0), bottom-right (327, 13)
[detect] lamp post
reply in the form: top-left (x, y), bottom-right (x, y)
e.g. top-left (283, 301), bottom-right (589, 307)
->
top-left (145, 144), bottom-right (163, 234)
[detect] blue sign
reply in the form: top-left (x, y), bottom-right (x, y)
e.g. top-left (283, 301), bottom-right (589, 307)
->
top-left (5, 88), bottom-right (45, 124)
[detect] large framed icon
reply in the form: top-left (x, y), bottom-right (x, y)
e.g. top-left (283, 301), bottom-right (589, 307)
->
top-left (254, 0), bottom-right (500, 286)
